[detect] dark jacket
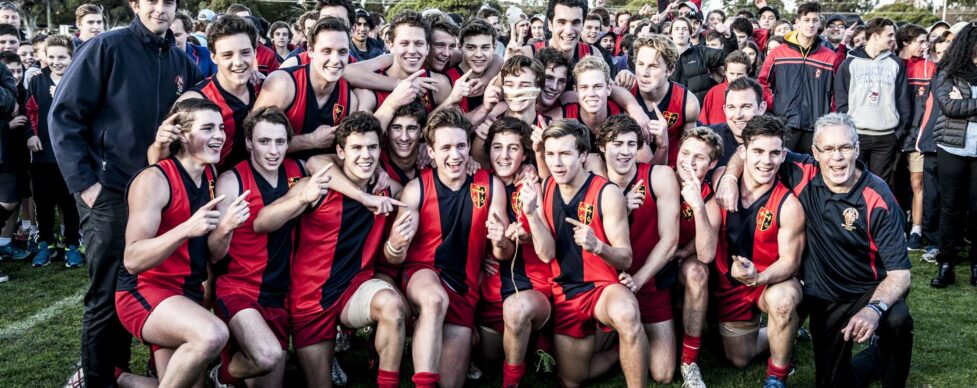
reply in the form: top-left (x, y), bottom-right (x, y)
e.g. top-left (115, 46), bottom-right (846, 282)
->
top-left (670, 35), bottom-right (736, 102)
top-left (49, 17), bottom-right (203, 193)
top-left (26, 70), bottom-right (57, 163)
top-left (185, 43), bottom-right (218, 77)
top-left (0, 62), bottom-right (20, 166)
top-left (903, 57), bottom-right (937, 152)
top-left (834, 47), bottom-right (911, 138)
top-left (759, 31), bottom-right (836, 131)
top-left (932, 69), bottom-right (977, 148)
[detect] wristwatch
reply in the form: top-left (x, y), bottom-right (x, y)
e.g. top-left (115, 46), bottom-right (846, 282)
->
top-left (867, 300), bottom-right (889, 316)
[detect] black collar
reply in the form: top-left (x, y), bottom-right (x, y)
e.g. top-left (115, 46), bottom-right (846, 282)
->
top-left (810, 160), bottom-right (870, 206)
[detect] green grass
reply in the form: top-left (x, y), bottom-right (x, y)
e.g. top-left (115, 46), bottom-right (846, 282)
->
top-left (1, 252), bottom-right (976, 387)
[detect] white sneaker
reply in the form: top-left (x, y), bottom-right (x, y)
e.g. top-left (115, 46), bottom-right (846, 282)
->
top-left (681, 362), bottom-right (707, 388)
top-left (921, 248), bottom-right (939, 264)
top-left (467, 362), bottom-right (483, 380)
top-left (332, 358), bottom-right (348, 386)
top-left (335, 326), bottom-right (352, 352)
top-left (209, 364), bottom-right (234, 388)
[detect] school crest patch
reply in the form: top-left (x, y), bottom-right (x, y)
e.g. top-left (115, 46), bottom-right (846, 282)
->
top-left (471, 184), bottom-right (487, 208)
top-left (842, 207), bottom-right (859, 231)
top-left (288, 177), bottom-right (301, 188)
top-left (756, 207), bottom-right (774, 231)
top-left (578, 202), bottom-right (595, 225)
top-left (333, 104), bottom-right (345, 124)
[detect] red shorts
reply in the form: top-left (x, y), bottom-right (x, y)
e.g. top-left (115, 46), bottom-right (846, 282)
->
top-left (553, 285), bottom-right (613, 338)
top-left (404, 265), bottom-right (478, 328)
top-left (115, 287), bottom-right (183, 343)
top-left (374, 260), bottom-right (401, 282)
top-left (635, 286), bottom-right (673, 324)
top-left (290, 275), bottom-right (369, 349)
top-left (715, 281), bottom-right (767, 323)
top-left (477, 299), bottom-right (504, 333)
top-left (215, 294), bottom-right (290, 348)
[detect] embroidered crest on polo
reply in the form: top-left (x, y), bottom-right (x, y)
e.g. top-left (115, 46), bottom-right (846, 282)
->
top-left (842, 207), bottom-right (859, 231)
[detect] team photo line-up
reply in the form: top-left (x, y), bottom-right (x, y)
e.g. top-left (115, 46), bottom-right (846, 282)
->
top-left (3, 0), bottom-right (973, 386)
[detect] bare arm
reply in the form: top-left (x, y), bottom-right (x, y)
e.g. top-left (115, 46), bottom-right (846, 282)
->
top-left (520, 179), bottom-right (555, 262)
top-left (488, 176), bottom-right (515, 260)
top-left (754, 196), bottom-right (806, 285)
top-left (631, 167), bottom-right (681, 289)
top-left (692, 197), bottom-right (722, 264)
top-left (252, 167), bottom-right (331, 234)
top-left (594, 184), bottom-right (633, 270)
top-left (344, 54), bottom-right (397, 90)
top-left (206, 170), bottom-right (244, 263)
top-left (384, 179), bottom-right (420, 265)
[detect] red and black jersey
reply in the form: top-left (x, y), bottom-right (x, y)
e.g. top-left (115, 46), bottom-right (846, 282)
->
top-left (290, 183), bottom-right (391, 319)
top-left (217, 159), bottom-right (306, 308)
top-left (378, 150), bottom-right (416, 186)
top-left (678, 181), bottom-right (714, 248)
top-left (905, 57), bottom-right (937, 151)
top-left (631, 81), bottom-right (689, 167)
top-left (116, 158), bottom-right (217, 302)
top-left (481, 182), bottom-right (552, 302)
top-left (405, 169), bottom-right (493, 296)
top-left (561, 101), bottom-right (623, 146)
top-left (445, 65), bottom-right (484, 112)
top-left (542, 173), bottom-right (617, 300)
top-left (717, 182), bottom-right (791, 285)
top-left (283, 64), bottom-right (350, 158)
top-left (194, 77), bottom-right (257, 170)
top-left (256, 45), bottom-right (281, 75)
top-left (372, 66), bottom-right (435, 112)
top-left (626, 164), bottom-right (677, 290)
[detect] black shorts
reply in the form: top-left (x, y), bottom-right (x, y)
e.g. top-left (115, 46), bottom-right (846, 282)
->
top-left (0, 170), bottom-right (20, 203)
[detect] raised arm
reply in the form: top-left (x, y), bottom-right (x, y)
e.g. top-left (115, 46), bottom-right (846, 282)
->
top-left (520, 178), bottom-right (555, 262)
top-left (252, 166), bottom-right (330, 233)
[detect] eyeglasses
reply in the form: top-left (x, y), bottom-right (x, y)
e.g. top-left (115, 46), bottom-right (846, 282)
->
top-left (813, 143), bottom-right (856, 156)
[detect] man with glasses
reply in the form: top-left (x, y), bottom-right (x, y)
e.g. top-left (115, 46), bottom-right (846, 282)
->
top-left (823, 15), bottom-right (847, 51)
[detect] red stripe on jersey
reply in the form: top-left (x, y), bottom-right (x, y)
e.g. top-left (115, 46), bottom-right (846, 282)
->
top-left (481, 182), bottom-right (552, 302)
top-left (717, 182), bottom-right (791, 278)
top-left (662, 82), bottom-right (688, 167)
top-left (542, 174), bottom-right (617, 299)
top-left (284, 65), bottom-right (350, 136)
top-left (678, 182), bottom-right (714, 247)
top-left (627, 164), bottom-right (660, 274)
top-left (199, 79), bottom-right (237, 165)
top-left (218, 159), bottom-right (304, 304)
top-left (861, 187), bottom-right (889, 280)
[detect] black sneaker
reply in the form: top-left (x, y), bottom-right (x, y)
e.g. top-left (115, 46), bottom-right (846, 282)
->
top-left (907, 233), bottom-right (923, 251)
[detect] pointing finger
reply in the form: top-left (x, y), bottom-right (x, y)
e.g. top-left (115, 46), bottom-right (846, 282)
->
top-left (203, 195), bottom-right (226, 210)
top-left (565, 217), bottom-right (586, 228)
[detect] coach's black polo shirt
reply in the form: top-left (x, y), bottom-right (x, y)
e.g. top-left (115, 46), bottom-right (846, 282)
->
top-left (780, 152), bottom-right (911, 302)
top-left (707, 123), bottom-right (741, 170)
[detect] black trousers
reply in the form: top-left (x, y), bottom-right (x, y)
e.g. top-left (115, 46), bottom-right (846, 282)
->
top-left (936, 148), bottom-right (977, 265)
top-left (922, 154), bottom-right (941, 245)
top-left (803, 291), bottom-right (913, 388)
top-left (76, 187), bottom-right (130, 388)
top-left (30, 163), bottom-right (79, 246)
top-left (857, 133), bottom-right (899, 189)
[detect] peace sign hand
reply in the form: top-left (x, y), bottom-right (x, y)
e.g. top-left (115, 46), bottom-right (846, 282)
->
top-left (218, 190), bottom-right (251, 231)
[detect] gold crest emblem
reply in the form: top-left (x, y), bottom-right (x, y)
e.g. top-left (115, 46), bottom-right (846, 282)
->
top-left (634, 182), bottom-right (647, 196)
top-left (470, 185), bottom-right (487, 208)
top-left (756, 207), bottom-right (774, 231)
top-left (333, 104), bottom-right (345, 123)
top-left (208, 180), bottom-right (216, 200)
top-left (681, 202), bottom-right (694, 220)
top-left (842, 207), bottom-right (859, 231)
top-left (510, 190), bottom-right (521, 214)
top-left (663, 111), bottom-right (679, 127)
top-left (288, 177), bottom-right (301, 188)
top-left (578, 202), bottom-right (595, 225)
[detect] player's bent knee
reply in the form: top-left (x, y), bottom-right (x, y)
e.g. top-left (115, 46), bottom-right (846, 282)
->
top-left (377, 292), bottom-right (408, 325)
top-left (252, 346), bottom-right (285, 373)
top-left (652, 370), bottom-right (674, 384)
top-left (416, 290), bottom-right (449, 316)
top-left (193, 320), bottom-right (229, 358)
top-left (682, 260), bottom-right (708, 287)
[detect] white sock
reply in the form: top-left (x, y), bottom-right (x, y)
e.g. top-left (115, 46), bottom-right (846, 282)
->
top-left (20, 220), bottom-right (29, 229)
top-left (0, 237), bottom-right (10, 246)
top-left (911, 225), bottom-right (922, 235)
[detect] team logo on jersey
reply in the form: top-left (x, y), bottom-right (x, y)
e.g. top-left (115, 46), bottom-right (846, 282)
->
top-left (175, 75), bottom-right (185, 94)
top-left (49, 85), bottom-right (56, 98)
top-left (868, 91), bottom-right (880, 103)
top-left (917, 86), bottom-right (926, 96)
top-left (511, 190), bottom-right (522, 213)
top-left (333, 104), bottom-right (345, 123)
top-left (208, 180), bottom-right (216, 200)
top-left (842, 207), bottom-right (859, 231)
top-left (420, 93), bottom-right (433, 110)
top-left (471, 184), bottom-right (487, 208)
top-left (815, 69), bottom-right (822, 79)
top-left (634, 181), bottom-right (647, 196)
top-left (681, 202), bottom-right (694, 220)
top-left (663, 111), bottom-right (679, 127)
top-left (288, 177), bottom-right (301, 188)
top-left (756, 207), bottom-right (774, 231)
top-left (578, 203), bottom-right (594, 225)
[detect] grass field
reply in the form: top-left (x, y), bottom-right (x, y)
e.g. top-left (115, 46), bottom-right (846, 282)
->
top-left (1, 252), bottom-right (976, 387)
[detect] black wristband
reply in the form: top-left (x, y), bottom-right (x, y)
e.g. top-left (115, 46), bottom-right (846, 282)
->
top-left (866, 303), bottom-right (884, 317)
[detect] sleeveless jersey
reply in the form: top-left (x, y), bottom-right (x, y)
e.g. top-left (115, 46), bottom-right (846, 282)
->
top-left (717, 182), bottom-right (791, 284)
top-left (626, 163), bottom-right (677, 290)
top-left (678, 181), bottom-right (715, 247)
top-left (379, 150), bottom-right (415, 186)
top-left (481, 182), bottom-right (552, 302)
top-left (217, 159), bottom-right (305, 308)
top-left (289, 184), bottom-right (391, 319)
top-left (373, 66), bottom-right (436, 112)
top-left (196, 77), bottom-right (256, 170)
top-left (561, 101), bottom-right (623, 146)
top-left (405, 169), bottom-right (493, 296)
top-left (116, 158), bottom-right (217, 302)
top-left (633, 81), bottom-right (689, 167)
top-left (542, 173), bottom-right (617, 300)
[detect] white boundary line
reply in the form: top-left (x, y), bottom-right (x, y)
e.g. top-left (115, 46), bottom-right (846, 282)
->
top-left (0, 289), bottom-right (85, 340)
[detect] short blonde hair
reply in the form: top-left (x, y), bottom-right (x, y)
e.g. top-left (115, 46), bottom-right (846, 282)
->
top-left (572, 55), bottom-right (611, 86)
top-left (74, 4), bottom-right (102, 26)
top-left (632, 35), bottom-right (679, 70)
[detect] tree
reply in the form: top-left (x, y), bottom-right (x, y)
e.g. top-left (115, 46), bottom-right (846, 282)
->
top-left (385, 0), bottom-right (504, 21)
top-left (865, 3), bottom-right (940, 26)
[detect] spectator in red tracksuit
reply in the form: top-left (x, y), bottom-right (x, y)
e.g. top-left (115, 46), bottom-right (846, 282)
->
top-left (758, 2), bottom-right (836, 154)
top-left (700, 51), bottom-right (755, 125)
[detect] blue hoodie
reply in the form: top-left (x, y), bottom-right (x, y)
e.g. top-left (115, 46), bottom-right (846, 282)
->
top-left (49, 17), bottom-right (203, 193)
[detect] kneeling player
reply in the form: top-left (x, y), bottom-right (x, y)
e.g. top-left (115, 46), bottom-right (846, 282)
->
top-left (384, 108), bottom-right (512, 388)
top-left (596, 115), bottom-right (681, 383)
top-left (716, 116), bottom-right (805, 387)
top-left (207, 108), bottom-right (305, 386)
top-left (116, 99), bottom-right (236, 387)
top-left (477, 117), bottom-right (552, 387)
top-left (523, 119), bottom-right (649, 388)
top-left (257, 112), bottom-right (409, 388)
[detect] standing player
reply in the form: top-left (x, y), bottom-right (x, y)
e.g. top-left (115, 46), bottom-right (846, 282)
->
top-left (207, 107), bottom-right (306, 387)
top-left (254, 17), bottom-right (362, 158)
top-left (630, 35), bottom-right (700, 167)
top-left (596, 115), bottom-right (680, 384)
top-left (115, 99), bottom-right (237, 387)
top-left (477, 117), bottom-right (552, 388)
top-left (715, 116), bottom-right (805, 387)
top-left (384, 108), bottom-right (512, 388)
top-left (156, 15), bottom-right (259, 170)
top-left (523, 119), bottom-right (649, 388)
top-left (257, 112), bottom-right (409, 388)
top-left (673, 127), bottom-right (723, 388)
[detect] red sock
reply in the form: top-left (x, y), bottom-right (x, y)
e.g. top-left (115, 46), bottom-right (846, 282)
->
top-left (767, 358), bottom-right (791, 382)
top-left (218, 361), bottom-right (238, 385)
top-left (113, 367), bottom-right (125, 381)
top-left (412, 372), bottom-right (440, 388)
top-left (377, 369), bottom-right (399, 388)
top-left (503, 362), bottom-right (526, 387)
top-left (681, 334), bottom-right (702, 365)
